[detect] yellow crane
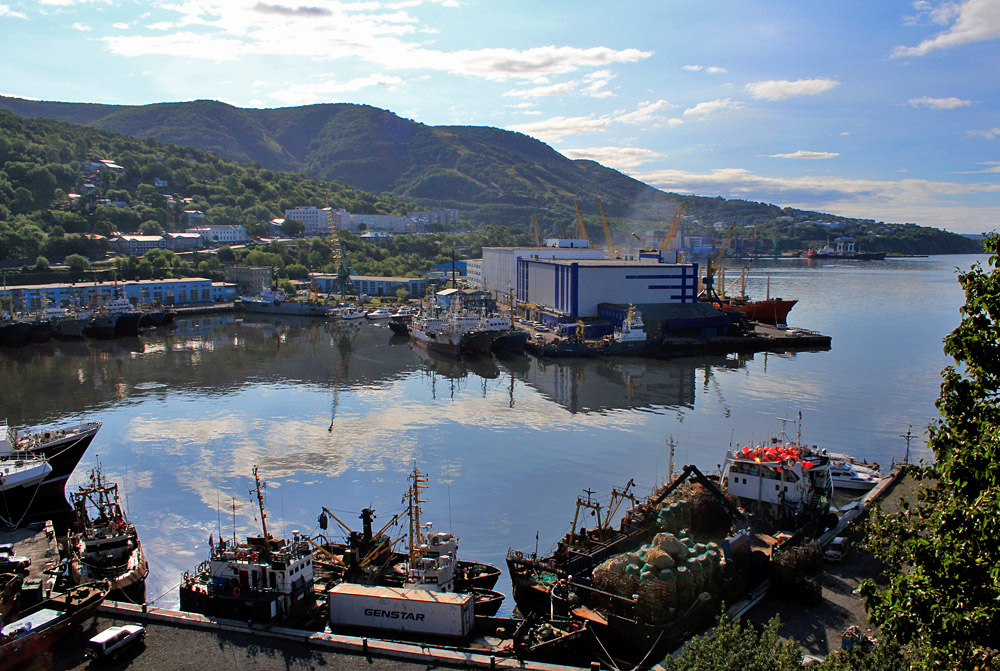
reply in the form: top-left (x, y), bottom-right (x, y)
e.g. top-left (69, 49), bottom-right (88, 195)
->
top-left (529, 214), bottom-right (543, 245)
top-left (574, 201), bottom-right (590, 242)
top-left (702, 222), bottom-right (736, 301)
top-left (659, 202), bottom-right (688, 253)
top-left (597, 198), bottom-right (618, 258)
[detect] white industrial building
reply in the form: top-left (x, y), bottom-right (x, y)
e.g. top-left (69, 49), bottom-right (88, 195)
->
top-left (185, 224), bottom-right (249, 245)
top-left (479, 240), bottom-right (604, 298)
top-left (517, 257), bottom-right (699, 318)
top-left (284, 207), bottom-right (350, 237)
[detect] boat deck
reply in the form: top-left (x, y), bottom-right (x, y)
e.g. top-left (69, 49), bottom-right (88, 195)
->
top-left (0, 520), bottom-right (60, 589)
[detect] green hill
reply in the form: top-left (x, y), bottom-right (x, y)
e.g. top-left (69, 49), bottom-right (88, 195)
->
top-left (0, 96), bottom-right (982, 254)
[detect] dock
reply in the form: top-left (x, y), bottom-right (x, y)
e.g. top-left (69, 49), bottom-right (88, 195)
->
top-left (37, 602), bottom-right (592, 671)
top-left (0, 521), bottom-right (60, 592)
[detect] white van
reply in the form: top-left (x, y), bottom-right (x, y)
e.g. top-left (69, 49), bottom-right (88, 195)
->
top-left (86, 624), bottom-right (146, 661)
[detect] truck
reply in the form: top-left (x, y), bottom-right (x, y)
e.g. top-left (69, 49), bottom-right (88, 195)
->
top-left (327, 583), bottom-right (475, 638)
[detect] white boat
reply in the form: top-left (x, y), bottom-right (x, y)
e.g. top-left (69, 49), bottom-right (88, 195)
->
top-left (391, 306), bottom-right (419, 318)
top-left (365, 307), bottom-right (393, 320)
top-left (337, 305), bottom-right (367, 320)
top-left (0, 453), bottom-right (53, 527)
top-left (828, 457), bottom-right (883, 492)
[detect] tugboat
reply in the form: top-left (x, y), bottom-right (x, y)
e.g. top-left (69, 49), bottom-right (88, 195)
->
top-left (0, 581), bottom-right (109, 670)
top-left (179, 466), bottom-right (317, 624)
top-left (68, 466), bottom-right (148, 600)
top-left (0, 420), bottom-right (102, 522)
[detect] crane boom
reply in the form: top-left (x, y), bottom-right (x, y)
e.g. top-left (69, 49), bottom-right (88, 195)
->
top-left (529, 214), bottom-right (543, 246)
top-left (598, 198), bottom-right (614, 258)
top-left (574, 202), bottom-right (590, 242)
top-left (659, 202), bottom-right (688, 252)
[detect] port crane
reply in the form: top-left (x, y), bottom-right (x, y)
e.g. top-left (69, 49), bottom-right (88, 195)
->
top-left (701, 222), bottom-right (736, 304)
top-left (529, 214), bottom-right (543, 246)
top-left (597, 198), bottom-right (618, 258)
top-left (658, 201), bottom-right (688, 259)
top-left (573, 202), bottom-right (590, 243)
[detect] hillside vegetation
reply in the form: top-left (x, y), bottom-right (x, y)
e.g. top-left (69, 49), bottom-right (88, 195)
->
top-left (0, 96), bottom-right (981, 255)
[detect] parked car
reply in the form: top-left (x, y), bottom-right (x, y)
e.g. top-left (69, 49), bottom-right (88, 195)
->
top-left (0, 554), bottom-right (30, 571)
top-left (0, 543), bottom-right (13, 556)
top-left (86, 624), bottom-right (146, 661)
top-left (824, 536), bottom-right (849, 562)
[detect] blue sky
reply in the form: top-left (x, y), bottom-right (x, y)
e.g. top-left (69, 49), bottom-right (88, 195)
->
top-left (1, 0), bottom-right (998, 233)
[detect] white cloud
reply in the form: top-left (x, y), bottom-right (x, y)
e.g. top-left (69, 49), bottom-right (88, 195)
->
top-left (562, 146), bottom-right (662, 169)
top-left (616, 99), bottom-right (677, 125)
top-left (907, 95), bottom-right (973, 109)
top-left (0, 3), bottom-right (26, 18)
top-left (503, 82), bottom-right (576, 98)
top-left (683, 98), bottom-right (742, 117)
top-left (112, 21), bottom-right (131, 29)
top-left (746, 78), bottom-right (841, 100)
top-left (968, 128), bottom-right (1000, 139)
top-left (507, 114), bottom-right (613, 142)
top-left (267, 73), bottom-right (404, 105)
top-left (683, 64), bottom-right (727, 74)
top-left (769, 150), bottom-right (840, 159)
top-left (72, 22), bottom-right (91, 31)
top-left (894, 0), bottom-right (1000, 57)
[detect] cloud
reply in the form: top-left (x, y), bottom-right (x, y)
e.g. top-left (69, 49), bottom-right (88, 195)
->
top-left (907, 95), bottom-right (973, 109)
top-left (507, 100), bottom-right (683, 142)
top-left (0, 3), bottom-right (26, 18)
top-left (503, 82), bottom-right (577, 98)
top-left (746, 78), bottom-right (841, 100)
top-left (683, 64), bottom-right (727, 74)
top-left (267, 73), bottom-right (404, 105)
top-left (252, 2), bottom-right (333, 17)
top-left (769, 150), bottom-right (840, 159)
top-left (507, 114), bottom-right (613, 142)
top-left (616, 99), bottom-right (678, 125)
top-left (632, 166), bottom-right (1000, 229)
top-left (562, 146), bottom-right (662, 169)
top-left (683, 98), bottom-right (742, 117)
top-left (72, 22), bottom-right (92, 31)
top-left (894, 0), bottom-right (1000, 57)
top-left (968, 128), bottom-right (1000, 139)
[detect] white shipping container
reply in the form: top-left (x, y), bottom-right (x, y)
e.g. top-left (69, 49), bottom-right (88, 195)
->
top-left (327, 584), bottom-right (475, 638)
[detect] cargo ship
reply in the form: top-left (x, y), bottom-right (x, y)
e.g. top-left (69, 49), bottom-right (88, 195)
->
top-left (179, 467), bottom-right (317, 624)
top-left (241, 287), bottom-right (333, 317)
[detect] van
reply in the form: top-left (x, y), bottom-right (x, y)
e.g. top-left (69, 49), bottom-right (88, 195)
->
top-left (86, 624), bottom-right (146, 661)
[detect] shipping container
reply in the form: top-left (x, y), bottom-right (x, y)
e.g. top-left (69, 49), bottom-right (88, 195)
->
top-left (327, 584), bottom-right (475, 638)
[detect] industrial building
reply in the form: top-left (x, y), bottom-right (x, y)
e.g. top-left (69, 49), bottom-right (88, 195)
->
top-left (478, 239), bottom-right (605, 297)
top-left (309, 273), bottom-right (429, 298)
top-left (0, 278), bottom-right (236, 311)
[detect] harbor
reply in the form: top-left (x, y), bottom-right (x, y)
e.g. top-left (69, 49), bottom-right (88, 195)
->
top-left (0, 254), bottom-right (980, 667)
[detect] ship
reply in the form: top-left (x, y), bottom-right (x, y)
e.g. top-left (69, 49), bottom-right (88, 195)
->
top-left (179, 467), bottom-right (317, 624)
top-left (387, 306), bottom-right (419, 336)
top-left (68, 466), bottom-right (148, 599)
top-left (0, 420), bottom-right (102, 522)
top-left (717, 271), bottom-right (797, 325)
top-left (311, 467), bottom-right (505, 616)
top-left (241, 287), bottom-right (333, 317)
top-left (804, 237), bottom-right (885, 261)
top-left (0, 453), bottom-right (52, 528)
top-left (84, 294), bottom-right (143, 338)
top-left (0, 581), bottom-right (109, 671)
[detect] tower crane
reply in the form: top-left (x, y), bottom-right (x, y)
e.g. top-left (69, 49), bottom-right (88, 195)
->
top-left (529, 214), bottom-right (543, 246)
top-left (597, 198), bottom-right (617, 258)
top-left (659, 202), bottom-right (688, 258)
top-left (573, 202), bottom-right (590, 243)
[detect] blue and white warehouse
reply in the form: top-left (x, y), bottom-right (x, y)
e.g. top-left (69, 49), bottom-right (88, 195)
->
top-left (517, 258), bottom-right (700, 318)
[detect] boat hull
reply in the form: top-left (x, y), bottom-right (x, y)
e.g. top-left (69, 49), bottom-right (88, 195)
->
top-left (720, 298), bottom-right (797, 324)
top-left (242, 300), bottom-right (332, 317)
top-left (12, 422), bottom-right (102, 522)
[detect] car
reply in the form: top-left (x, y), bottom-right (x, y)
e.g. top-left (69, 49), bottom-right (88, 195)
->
top-left (0, 555), bottom-right (30, 571)
top-left (86, 624), bottom-right (146, 661)
top-left (824, 536), bottom-right (849, 562)
top-left (533, 333), bottom-right (544, 340)
top-left (0, 543), bottom-right (13, 556)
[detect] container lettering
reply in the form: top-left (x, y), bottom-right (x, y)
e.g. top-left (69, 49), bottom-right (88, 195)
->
top-left (363, 608), bottom-right (426, 621)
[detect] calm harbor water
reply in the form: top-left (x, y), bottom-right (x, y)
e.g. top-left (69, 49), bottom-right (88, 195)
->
top-left (0, 254), bottom-right (985, 612)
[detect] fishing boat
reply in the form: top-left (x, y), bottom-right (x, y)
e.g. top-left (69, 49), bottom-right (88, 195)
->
top-left (241, 287), bottom-right (333, 317)
top-left (0, 420), bottom-right (101, 522)
top-left (387, 306), bottom-right (418, 335)
top-left (84, 294), bottom-right (143, 338)
top-left (311, 467), bottom-right (504, 616)
top-left (68, 466), bottom-right (148, 599)
top-left (0, 581), bottom-right (108, 670)
top-left (0, 453), bottom-right (52, 528)
top-left (179, 467), bottom-right (317, 624)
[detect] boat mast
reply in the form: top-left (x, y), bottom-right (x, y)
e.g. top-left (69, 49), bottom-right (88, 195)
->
top-left (253, 465), bottom-right (271, 555)
top-left (406, 466), bottom-right (429, 567)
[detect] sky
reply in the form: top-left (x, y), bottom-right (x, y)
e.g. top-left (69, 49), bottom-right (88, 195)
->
top-left (1, 0), bottom-right (998, 234)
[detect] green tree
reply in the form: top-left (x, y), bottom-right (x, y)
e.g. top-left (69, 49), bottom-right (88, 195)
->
top-left (395, 288), bottom-right (410, 301)
top-left (217, 246), bottom-right (236, 264)
top-left (139, 220), bottom-right (164, 235)
top-left (661, 616), bottom-right (802, 671)
top-left (860, 235), bottom-right (1000, 669)
top-left (283, 217), bottom-right (305, 237)
top-left (33, 255), bottom-right (49, 272)
top-left (65, 253), bottom-right (90, 272)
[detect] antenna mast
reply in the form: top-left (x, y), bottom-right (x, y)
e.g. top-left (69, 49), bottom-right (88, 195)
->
top-left (406, 466), bottom-right (429, 567)
top-left (253, 466), bottom-right (271, 554)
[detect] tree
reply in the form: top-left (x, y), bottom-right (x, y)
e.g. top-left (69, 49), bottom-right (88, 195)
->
top-left (661, 616), bottom-right (803, 671)
top-left (283, 217), bottom-right (305, 237)
top-left (139, 220), bottom-right (164, 235)
top-left (217, 246), bottom-right (236, 264)
top-left (395, 288), bottom-right (410, 301)
top-left (65, 253), bottom-right (90, 272)
top-left (33, 255), bottom-right (49, 272)
top-left (860, 235), bottom-right (1000, 669)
